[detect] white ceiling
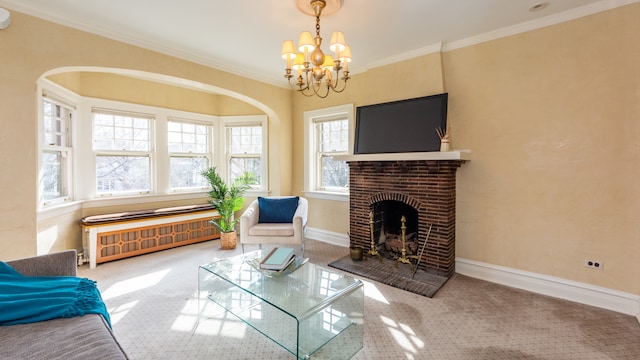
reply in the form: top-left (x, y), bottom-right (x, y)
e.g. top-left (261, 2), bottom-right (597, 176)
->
top-left (0, 0), bottom-right (633, 87)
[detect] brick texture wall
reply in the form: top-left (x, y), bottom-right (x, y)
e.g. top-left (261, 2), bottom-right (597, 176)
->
top-left (348, 160), bottom-right (464, 278)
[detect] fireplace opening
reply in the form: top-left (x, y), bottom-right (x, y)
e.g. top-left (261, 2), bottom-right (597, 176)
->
top-left (372, 200), bottom-right (420, 261)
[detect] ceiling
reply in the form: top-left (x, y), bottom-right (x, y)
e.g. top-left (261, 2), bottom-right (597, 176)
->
top-left (0, 0), bottom-right (630, 87)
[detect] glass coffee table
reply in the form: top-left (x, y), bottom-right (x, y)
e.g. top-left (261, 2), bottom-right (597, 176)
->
top-left (198, 250), bottom-right (363, 359)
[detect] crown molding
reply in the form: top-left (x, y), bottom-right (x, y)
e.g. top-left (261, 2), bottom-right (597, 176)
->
top-left (443, 0), bottom-right (640, 51)
top-left (0, 0), bottom-right (287, 88)
top-left (345, 0), bottom-right (639, 74)
top-left (2, 0), bottom-right (637, 85)
top-left (363, 43), bottom-right (443, 72)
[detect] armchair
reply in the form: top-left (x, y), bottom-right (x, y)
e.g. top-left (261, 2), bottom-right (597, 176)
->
top-left (240, 196), bottom-right (308, 253)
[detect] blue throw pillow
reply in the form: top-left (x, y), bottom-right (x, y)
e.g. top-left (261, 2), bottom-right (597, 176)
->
top-left (258, 197), bottom-right (299, 223)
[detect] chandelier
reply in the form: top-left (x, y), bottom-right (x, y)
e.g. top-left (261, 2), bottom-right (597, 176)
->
top-left (281, 0), bottom-right (352, 98)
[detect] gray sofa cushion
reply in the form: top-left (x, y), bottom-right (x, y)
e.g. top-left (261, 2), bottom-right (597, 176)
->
top-left (7, 250), bottom-right (77, 277)
top-left (0, 314), bottom-right (128, 360)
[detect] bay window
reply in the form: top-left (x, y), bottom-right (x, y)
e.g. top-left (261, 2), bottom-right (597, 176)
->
top-left (37, 78), bottom-right (268, 209)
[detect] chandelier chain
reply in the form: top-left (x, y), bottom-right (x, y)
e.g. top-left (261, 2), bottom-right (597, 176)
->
top-left (316, 16), bottom-right (321, 37)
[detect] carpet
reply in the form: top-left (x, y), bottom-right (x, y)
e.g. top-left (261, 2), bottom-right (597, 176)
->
top-left (73, 240), bottom-right (640, 360)
top-left (328, 255), bottom-right (448, 298)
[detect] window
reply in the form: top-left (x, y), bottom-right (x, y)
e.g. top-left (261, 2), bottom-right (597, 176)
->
top-left (168, 119), bottom-right (211, 190)
top-left (224, 116), bottom-right (267, 190)
top-left (92, 109), bottom-right (153, 195)
top-left (316, 119), bottom-right (349, 190)
top-left (40, 93), bottom-right (75, 206)
top-left (37, 78), bottom-right (268, 208)
top-left (304, 104), bottom-right (354, 199)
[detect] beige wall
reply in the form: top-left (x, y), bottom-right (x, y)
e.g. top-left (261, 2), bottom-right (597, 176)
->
top-left (292, 4), bottom-right (639, 295)
top-left (47, 72), bottom-right (263, 115)
top-left (1, 4), bottom-right (637, 297)
top-left (0, 10), bottom-right (292, 260)
top-left (446, 5), bottom-right (639, 294)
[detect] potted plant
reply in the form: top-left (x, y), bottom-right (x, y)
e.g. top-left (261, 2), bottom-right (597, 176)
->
top-left (201, 166), bottom-right (256, 250)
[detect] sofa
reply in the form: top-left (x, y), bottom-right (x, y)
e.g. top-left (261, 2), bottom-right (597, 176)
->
top-left (0, 250), bottom-right (129, 359)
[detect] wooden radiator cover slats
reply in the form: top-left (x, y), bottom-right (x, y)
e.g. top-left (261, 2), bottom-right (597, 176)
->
top-left (83, 210), bottom-right (220, 268)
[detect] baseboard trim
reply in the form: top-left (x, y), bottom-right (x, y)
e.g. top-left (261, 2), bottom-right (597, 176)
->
top-left (456, 258), bottom-right (640, 319)
top-left (306, 233), bottom-right (640, 322)
top-left (306, 227), bottom-right (349, 248)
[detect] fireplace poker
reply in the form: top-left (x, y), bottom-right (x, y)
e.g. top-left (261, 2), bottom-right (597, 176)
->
top-left (412, 223), bottom-right (432, 279)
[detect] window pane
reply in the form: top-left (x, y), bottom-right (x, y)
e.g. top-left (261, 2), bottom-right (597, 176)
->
top-left (93, 113), bottom-right (150, 151)
top-left (321, 156), bottom-right (349, 189)
top-left (42, 151), bottom-right (62, 200)
top-left (168, 121), bottom-right (209, 153)
top-left (170, 156), bottom-right (209, 189)
top-left (229, 157), bottom-right (261, 184)
top-left (228, 126), bottom-right (262, 154)
top-left (43, 100), bottom-right (71, 147)
top-left (319, 120), bottom-right (348, 153)
top-left (96, 155), bottom-right (150, 193)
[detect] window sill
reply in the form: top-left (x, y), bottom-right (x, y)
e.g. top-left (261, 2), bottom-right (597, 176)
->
top-left (37, 200), bottom-right (84, 221)
top-left (303, 191), bottom-right (349, 202)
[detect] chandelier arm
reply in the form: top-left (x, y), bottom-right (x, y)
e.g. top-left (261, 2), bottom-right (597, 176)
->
top-left (298, 81), bottom-right (321, 97)
top-left (328, 69), bottom-right (348, 93)
top-left (308, 77), bottom-right (330, 98)
top-left (299, 89), bottom-right (318, 97)
top-left (295, 70), bottom-right (317, 97)
top-left (302, 69), bottom-right (313, 91)
top-left (330, 80), bottom-right (348, 93)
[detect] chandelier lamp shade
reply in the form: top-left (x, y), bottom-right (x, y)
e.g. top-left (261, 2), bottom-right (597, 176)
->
top-left (282, 0), bottom-right (352, 98)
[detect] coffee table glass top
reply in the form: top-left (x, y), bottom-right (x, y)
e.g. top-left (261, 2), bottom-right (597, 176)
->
top-left (198, 250), bottom-right (364, 359)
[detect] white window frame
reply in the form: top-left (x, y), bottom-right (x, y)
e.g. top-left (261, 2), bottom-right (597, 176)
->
top-left (167, 117), bottom-right (213, 192)
top-left (92, 108), bottom-right (155, 197)
top-left (304, 104), bottom-right (354, 201)
top-left (37, 83), bottom-right (79, 209)
top-left (221, 115), bottom-right (268, 193)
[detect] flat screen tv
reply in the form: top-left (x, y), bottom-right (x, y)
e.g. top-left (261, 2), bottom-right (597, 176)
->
top-left (353, 93), bottom-right (448, 154)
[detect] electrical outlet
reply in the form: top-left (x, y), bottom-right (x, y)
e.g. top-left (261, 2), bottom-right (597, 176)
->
top-left (584, 259), bottom-right (603, 270)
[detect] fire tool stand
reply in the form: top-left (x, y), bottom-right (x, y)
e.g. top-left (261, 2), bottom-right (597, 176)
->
top-left (395, 215), bottom-right (416, 272)
top-left (365, 211), bottom-right (383, 263)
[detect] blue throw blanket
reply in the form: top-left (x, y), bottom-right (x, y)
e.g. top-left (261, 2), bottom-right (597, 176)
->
top-left (0, 261), bottom-right (111, 328)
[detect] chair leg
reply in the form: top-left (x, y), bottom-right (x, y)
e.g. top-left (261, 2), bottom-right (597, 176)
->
top-left (241, 244), bottom-right (245, 254)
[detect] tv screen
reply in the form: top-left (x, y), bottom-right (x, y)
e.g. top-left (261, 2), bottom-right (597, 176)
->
top-left (353, 93), bottom-right (448, 154)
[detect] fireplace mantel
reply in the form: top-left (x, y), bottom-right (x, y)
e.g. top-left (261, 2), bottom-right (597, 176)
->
top-left (333, 149), bottom-right (471, 162)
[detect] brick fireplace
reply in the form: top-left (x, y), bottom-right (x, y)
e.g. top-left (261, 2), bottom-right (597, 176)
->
top-left (345, 153), bottom-right (468, 278)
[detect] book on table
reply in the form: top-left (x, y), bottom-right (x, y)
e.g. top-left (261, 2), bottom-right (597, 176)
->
top-left (260, 247), bottom-right (296, 271)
